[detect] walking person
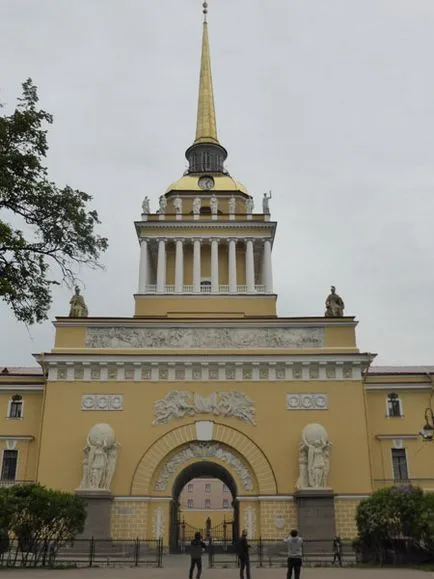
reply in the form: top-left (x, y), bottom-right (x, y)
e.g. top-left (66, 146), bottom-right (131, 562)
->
top-left (283, 529), bottom-right (303, 579)
top-left (332, 536), bottom-right (343, 567)
top-left (237, 529), bottom-right (251, 579)
top-left (189, 531), bottom-right (207, 579)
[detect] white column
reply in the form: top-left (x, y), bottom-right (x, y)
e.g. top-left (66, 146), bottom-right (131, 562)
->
top-left (245, 238), bottom-right (255, 293)
top-left (175, 239), bottom-right (184, 293)
top-left (138, 239), bottom-right (149, 293)
top-left (156, 239), bottom-right (166, 293)
top-left (193, 239), bottom-right (201, 293)
top-left (263, 238), bottom-right (273, 293)
top-left (211, 239), bottom-right (219, 293)
top-left (228, 239), bottom-right (237, 293)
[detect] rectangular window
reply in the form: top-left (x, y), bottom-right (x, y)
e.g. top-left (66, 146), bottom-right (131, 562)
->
top-left (392, 449), bottom-right (408, 482)
top-left (205, 483), bottom-right (211, 493)
top-left (187, 499), bottom-right (193, 509)
top-left (9, 399), bottom-right (23, 419)
top-left (1, 450), bottom-right (18, 481)
top-left (387, 394), bottom-right (402, 417)
top-left (205, 499), bottom-right (211, 509)
top-left (223, 499), bottom-right (229, 508)
top-left (188, 483), bottom-right (193, 493)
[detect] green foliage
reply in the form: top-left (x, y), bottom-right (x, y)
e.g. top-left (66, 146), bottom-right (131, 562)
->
top-left (356, 485), bottom-right (434, 564)
top-left (0, 483), bottom-right (86, 566)
top-left (0, 79), bottom-right (108, 323)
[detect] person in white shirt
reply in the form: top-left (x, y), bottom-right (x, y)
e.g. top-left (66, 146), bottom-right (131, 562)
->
top-left (283, 529), bottom-right (303, 579)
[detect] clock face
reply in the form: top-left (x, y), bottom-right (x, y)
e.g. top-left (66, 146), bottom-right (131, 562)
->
top-left (198, 176), bottom-right (215, 190)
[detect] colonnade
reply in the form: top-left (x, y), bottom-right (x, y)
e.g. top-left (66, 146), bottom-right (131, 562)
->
top-left (138, 238), bottom-right (273, 294)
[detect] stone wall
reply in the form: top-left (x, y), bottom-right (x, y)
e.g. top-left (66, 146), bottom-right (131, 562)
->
top-left (111, 501), bottom-right (148, 539)
top-left (259, 500), bottom-right (297, 539)
top-left (334, 499), bottom-right (360, 539)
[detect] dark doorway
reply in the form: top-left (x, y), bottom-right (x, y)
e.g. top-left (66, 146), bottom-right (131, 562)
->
top-left (169, 460), bottom-right (239, 553)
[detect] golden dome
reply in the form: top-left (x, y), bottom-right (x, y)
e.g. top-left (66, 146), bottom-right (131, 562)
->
top-left (165, 174), bottom-right (248, 195)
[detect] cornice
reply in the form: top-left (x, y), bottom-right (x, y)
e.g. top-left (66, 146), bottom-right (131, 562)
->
top-left (0, 384), bottom-right (44, 392)
top-left (0, 435), bottom-right (35, 441)
top-left (365, 383), bottom-right (431, 391)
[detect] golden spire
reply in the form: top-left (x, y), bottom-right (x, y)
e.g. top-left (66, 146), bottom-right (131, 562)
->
top-left (194, 1), bottom-right (219, 145)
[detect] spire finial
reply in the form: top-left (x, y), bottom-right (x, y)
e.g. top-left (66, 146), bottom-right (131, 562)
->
top-left (202, 1), bottom-right (208, 22)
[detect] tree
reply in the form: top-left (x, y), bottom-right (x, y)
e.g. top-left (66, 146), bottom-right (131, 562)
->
top-left (0, 79), bottom-right (108, 324)
top-left (0, 483), bottom-right (86, 567)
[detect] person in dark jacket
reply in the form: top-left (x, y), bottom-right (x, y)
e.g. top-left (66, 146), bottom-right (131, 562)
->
top-left (189, 531), bottom-right (207, 579)
top-left (332, 536), bottom-right (343, 566)
top-left (237, 529), bottom-right (251, 579)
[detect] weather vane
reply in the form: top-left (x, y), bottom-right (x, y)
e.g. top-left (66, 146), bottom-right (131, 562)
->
top-left (202, 1), bottom-right (208, 22)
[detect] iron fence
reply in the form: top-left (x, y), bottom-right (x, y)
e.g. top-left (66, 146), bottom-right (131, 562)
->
top-left (207, 538), bottom-right (356, 568)
top-left (0, 538), bottom-right (163, 568)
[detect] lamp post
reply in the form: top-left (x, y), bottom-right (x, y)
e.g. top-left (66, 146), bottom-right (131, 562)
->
top-left (419, 407), bottom-right (434, 441)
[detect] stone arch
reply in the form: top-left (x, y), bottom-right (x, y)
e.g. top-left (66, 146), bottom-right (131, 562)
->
top-left (130, 422), bottom-right (277, 495)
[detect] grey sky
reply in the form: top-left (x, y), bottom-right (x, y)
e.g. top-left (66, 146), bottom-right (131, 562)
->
top-left (1, 0), bottom-right (433, 366)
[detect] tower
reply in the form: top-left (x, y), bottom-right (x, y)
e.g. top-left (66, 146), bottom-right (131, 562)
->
top-left (135, 5), bottom-right (276, 319)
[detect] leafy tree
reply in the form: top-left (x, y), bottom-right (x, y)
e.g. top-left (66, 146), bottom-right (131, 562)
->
top-left (0, 483), bottom-right (86, 567)
top-left (0, 79), bottom-right (108, 324)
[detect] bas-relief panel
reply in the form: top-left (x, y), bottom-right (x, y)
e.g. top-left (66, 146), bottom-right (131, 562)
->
top-left (85, 327), bottom-right (325, 349)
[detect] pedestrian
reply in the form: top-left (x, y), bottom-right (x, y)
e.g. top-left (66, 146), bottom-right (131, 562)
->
top-left (332, 535), bottom-right (343, 566)
top-left (189, 531), bottom-right (207, 579)
top-left (283, 529), bottom-right (303, 579)
top-left (237, 529), bottom-right (251, 579)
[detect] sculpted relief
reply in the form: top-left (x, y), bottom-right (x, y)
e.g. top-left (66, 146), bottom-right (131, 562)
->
top-left (296, 423), bottom-right (331, 490)
top-left (86, 326), bottom-right (324, 349)
top-left (154, 442), bottom-right (254, 492)
top-left (79, 423), bottom-right (120, 491)
top-left (153, 391), bottom-right (256, 426)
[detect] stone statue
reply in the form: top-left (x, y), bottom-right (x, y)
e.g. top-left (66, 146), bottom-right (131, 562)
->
top-left (210, 193), bottom-right (218, 215)
top-left (69, 287), bottom-right (88, 318)
top-left (158, 195), bottom-right (167, 214)
top-left (296, 423), bottom-right (331, 490)
top-left (141, 196), bottom-right (150, 214)
top-left (228, 195), bottom-right (236, 215)
top-left (173, 194), bottom-right (182, 215)
top-left (193, 196), bottom-right (201, 215)
top-left (325, 286), bottom-right (345, 317)
top-left (262, 191), bottom-right (272, 214)
top-left (245, 196), bottom-right (254, 214)
top-left (79, 423), bottom-right (120, 491)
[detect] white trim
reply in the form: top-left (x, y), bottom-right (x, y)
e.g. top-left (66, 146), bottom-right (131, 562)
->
top-left (113, 496), bottom-right (172, 502)
top-left (0, 385), bottom-right (43, 392)
top-left (52, 319), bottom-right (358, 329)
top-left (366, 383), bottom-right (430, 391)
top-left (376, 434), bottom-right (418, 440)
top-left (0, 436), bottom-right (34, 441)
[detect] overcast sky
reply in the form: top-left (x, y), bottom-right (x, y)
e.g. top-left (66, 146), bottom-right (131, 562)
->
top-left (1, 0), bottom-right (433, 367)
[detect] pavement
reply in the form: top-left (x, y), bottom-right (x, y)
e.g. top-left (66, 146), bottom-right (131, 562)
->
top-left (1, 558), bottom-right (431, 579)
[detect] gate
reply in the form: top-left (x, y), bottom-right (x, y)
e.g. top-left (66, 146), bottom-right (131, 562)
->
top-left (177, 518), bottom-right (234, 553)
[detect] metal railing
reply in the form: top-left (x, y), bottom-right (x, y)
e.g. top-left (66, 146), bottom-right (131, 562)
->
top-left (142, 284), bottom-right (266, 294)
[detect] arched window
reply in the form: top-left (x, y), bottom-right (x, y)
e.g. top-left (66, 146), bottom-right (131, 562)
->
top-left (386, 392), bottom-right (402, 418)
top-left (200, 280), bottom-right (212, 293)
top-left (8, 394), bottom-right (23, 419)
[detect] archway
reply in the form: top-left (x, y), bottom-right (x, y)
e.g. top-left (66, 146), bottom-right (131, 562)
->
top-left (169, 461), bottom-right (239, 553)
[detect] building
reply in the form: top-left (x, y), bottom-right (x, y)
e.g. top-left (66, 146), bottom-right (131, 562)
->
top-left (1, 5), bottom-right (433, 550)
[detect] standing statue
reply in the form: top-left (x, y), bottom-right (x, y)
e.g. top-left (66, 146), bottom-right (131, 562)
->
top-left (262, 191), bottom-right (272, 214)
top-left (79, 424), bottom-right (120, 491)
top-left (193, 196), bottom-right (201, 216)
top-left (245, 196), bottom-right (254, 214)
top-left (69, 287), bottom-right (88, 318)
top-left (141, 196), bottom-right (150, 215)
top-left (228, 195), bottom-right (236, 215)
top-left (158, 195), bottom-right (167, 215)
top-left (296, 423), bottom-right (331, 490)
top-left (173, 194), bottom-right (183, 215)
top-left (325, 286), bottom-right (345, 317)
top-left (210, 193), bottom-right (218, 215)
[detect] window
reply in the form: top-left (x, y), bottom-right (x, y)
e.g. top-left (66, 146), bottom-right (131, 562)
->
top-left (200, 280), bottom-right (212, 293)
top-left (187, 499), bottom-right (193, 509)
top-left (205, 499), bottom-right (211, 509)
top-left (223, 484), bottom-right (229, 493)
top-left (187, 483), bottom-right (193, 493)
top-left (392, 449), bottom-right (408, 482)
top-left (387, 393), bottom-right (402, 417)
top-left (1, 450), bottom-right (18, 481)
top-left (8, 395), bottom-right (23, 419)
top-left (223, 499), bottom-right (229, 508)
top-left (205, 483), bottom-right (211, 493)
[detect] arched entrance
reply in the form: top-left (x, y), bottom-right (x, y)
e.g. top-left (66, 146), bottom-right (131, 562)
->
top-left (169, 461), bottom-right (239, 553)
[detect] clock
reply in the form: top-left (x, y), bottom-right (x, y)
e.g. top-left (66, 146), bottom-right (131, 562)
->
top-left (198, 176), bottom-right (215, 190)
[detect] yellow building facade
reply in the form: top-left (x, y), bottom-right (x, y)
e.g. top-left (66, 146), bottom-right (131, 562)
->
top-left (1, 9), bottom-right (433, 550)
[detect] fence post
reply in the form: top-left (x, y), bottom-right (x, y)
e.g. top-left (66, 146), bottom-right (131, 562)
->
top-left (208, 538), bottom-right (214, 568)
top-left (258, 537), bottom-right (263, 567)
top-left (223, 520), bottom-right (227, 552)
top-left (134, 537), bottom-right (139, 567)
top-left (158, 538), bottom-right (163, 568)
top-left (89, 537), bottom-right (95, 568)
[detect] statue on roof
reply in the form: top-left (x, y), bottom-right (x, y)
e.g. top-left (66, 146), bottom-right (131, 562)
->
top-left (69, 287), bottom-right (88, 318)
top-left (141, 196), bottom-right (150, 215)
top-left (210, 193), bottom-right (218, 215)
top-left (193, 196), bottom-right (201, 215)
top-left (245, 196), bottom-right (254, 214)
top-left (325, 286), bottom-right (345, 318)
top-left (228, 195), bottom-right (236, 215)
top-left (173, 194), bottom-right (183, 215)
top-left (262, 191), bottom-right (272, 215)
top-left (158, 195), bottom-right (167, 215)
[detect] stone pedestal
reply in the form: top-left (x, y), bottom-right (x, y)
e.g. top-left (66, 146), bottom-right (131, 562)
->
top-left (76, 490), bottom-right (113, 539)
top-left (295, 489), bottom-right (336, 539)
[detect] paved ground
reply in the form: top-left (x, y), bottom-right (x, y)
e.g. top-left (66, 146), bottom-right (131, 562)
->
top-left (2, 559), bottom-right (431, 579)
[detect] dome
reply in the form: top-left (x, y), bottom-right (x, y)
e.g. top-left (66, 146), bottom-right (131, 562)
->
top-left (165, 174), bottom-right (248, 195)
